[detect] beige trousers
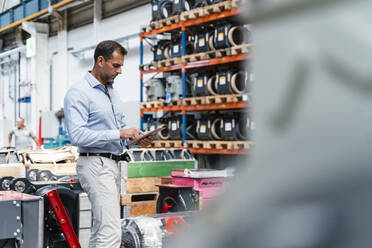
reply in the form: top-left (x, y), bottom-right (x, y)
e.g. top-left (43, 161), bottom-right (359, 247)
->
top-left (77, 156), bottom-right (121, 248)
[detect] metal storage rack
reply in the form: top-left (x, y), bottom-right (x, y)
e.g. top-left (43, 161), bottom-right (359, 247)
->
top-left (139, 3), bottom-right (250, 155)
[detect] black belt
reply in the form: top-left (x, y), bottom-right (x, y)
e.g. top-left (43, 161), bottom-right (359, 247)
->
top-left (79, 153), bottom-right (121, 162)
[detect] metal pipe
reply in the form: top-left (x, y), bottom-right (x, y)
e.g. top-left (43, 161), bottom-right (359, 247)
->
top-left (140, 36), bottom-right (144, 130)
top-left (13, 62), bottom-right (17, 126)
top-left (49, 51), bottom-right (58, 111)
top-left (18, 52), bottom-right (20, 118)
top-left (0, 64), bottom-right (4, 119)
top-left (0, 46), bottom-right (26, 60)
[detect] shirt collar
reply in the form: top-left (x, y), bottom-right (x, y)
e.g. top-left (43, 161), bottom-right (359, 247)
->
top-left (85, 71), bottom-right (113, 89)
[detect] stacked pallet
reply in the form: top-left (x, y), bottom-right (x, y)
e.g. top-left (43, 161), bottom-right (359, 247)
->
top-left (19, 148), bottom-right (78, 177)
top-left (119, 159), bottom-right (195, 217)
top-left (185, 140), bottom-right (251, 150)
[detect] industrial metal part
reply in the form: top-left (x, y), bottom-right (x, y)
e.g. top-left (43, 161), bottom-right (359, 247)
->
top-left (165, 75), bottom-right (183, 101)
top-left (121, 212), bottom-right (194, 248)
top-left (0, 191), bottom-right (43, 248)
top-left (214, 23), bottom-right (250, 50)
top-left (145, 78), bottom-right (166, 102)
top-left (196, 118), bottom-right (214, 140)
top-left (157, 185), bottom-right (199, 213)
top-left (35, 185), bottom-right (82, 248)
top-left (0, 176), bottom-right (14, 191)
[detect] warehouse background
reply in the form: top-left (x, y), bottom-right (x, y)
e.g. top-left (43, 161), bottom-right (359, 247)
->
top-left (0, 0), bottom-right (249, 169)
top-left (0, 1), bottom-right (153, 145)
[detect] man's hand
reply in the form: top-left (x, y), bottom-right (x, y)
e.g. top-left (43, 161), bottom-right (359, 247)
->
top-left (120, 128), bottom-right (143, 140)
top-left (120, 128), bottom-right (155, 147)
top-left (139, 135), bottom-right (154, 147)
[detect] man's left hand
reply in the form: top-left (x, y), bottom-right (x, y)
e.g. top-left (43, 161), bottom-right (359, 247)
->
top-left (139, 135), bottom-right (154, 147)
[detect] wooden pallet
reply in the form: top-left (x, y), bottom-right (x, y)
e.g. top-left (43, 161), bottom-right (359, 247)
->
top-left (185, 140), bottom-right (250, 150)
top-left (139, 63), bottom-right (157, 71)
top-left (184, 140), bottom-right (205, 149)
top-left (182, 96), bottom-right (206, 105)
top-left (205, 94), bottom-right (241, 104)
top-left (165, 15), bottom-right (181, 26)
top-left (232, 141), bottom-right (251, 150)
top-left (180, 7), bottom-right (206, 21)
top-left (235, 93), bottom-right (250, 102)
top-left (214, 47), bottom-right (232, 57)
top-left (232, 0), bottom-right (248, 8)
top-left (124, 177), bottom-right (171, 194)
top-left (230, 44), bottom-right (251, 55)
top-left (140, 100), bottom-right (164, 109)
top-left (140, 24), bottom-right (153, 33)
top-left (153, 15), bottom-right (181, 29)
top-left (165, 98), bottom-right (183, 106)
top-left (151, 140), bottom-right (183, 148)
top-left (121, 200), bottom-right (157, 218)
top-left (181, 52), bottom-right (213, 63)
top-left (156, 57), bottom-right (182, 68)
top-left (204, 1), bottom-right (233, 15)
top-left (120, 192), bottom-right (159, 206)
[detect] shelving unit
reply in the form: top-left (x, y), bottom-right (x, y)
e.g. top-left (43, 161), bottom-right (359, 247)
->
top-left (139, 1), bottom-right (250, 155)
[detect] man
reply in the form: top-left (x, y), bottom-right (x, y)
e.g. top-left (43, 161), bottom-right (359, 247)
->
top-left (64, 40), bottom-right (152, 248)
top-left (8, 117), bottom-right (40, 150)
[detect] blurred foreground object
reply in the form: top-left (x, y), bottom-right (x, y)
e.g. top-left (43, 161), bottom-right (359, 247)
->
top-left (174, 0), bottom-right (372, 247)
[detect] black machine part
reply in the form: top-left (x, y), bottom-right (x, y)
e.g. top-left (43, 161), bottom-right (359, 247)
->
top-left (153, 149), bottom-right (174, 161)
top-left (172, 0), bottom-right (196, 15)
top-left (170, 148), bottom-right (194, 160)
top-left (168, 115), bottom-right (197, 140)
top-left (193, 0), bottom-right (214, 8)
top-left (191, 72), bottom-right (209, 97)
top-left (168, 117), bottom-right (182, 140)
top-left (211, 118), bottom-right (223, 140)
top-left (157, 185), bottom-right (199, 213)
top-left (215, 68), bottom-right (248, 95)
top-left (214, 23), bottom-right (250, 50)
top-left (194, 29), bottom-right (214, 53)
top-left (196, 118), bottom-right (214, 140)
top-left (151, 0), bottom-right (162, 21)
top-left (170, 38), bottom-right (194, 58)
top-left (157, 123), bottom-right (171, 140)
top-left (35, 185), bottom-right (81, 248)
top-left (152, 40), bottom-right (171, 61)
top-left (235, 112), bottom-right (254, 141)
top-left (26, 168), bottom-right (78, 183)
top-left (160, 0), bottom-right (174, 19)
top-left (10, 178), bottom-right (36, 194)
top-left (0, 176), bottom-right (14, 191)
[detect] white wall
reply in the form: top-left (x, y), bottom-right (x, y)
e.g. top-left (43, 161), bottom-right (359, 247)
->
top-left (49, 4), bottom-right (154, 128)
top-left (0, 3), bottom-right (154, 143)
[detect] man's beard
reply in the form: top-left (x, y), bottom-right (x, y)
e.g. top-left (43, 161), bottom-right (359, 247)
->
top-left (101, 73), bottom-right (114, 85)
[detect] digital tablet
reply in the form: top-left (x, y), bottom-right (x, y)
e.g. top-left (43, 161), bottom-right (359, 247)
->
top-left (127, 126), bottom-right (166, 146)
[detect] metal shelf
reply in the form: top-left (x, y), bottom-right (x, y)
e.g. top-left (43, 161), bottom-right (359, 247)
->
top-left (140, 101), bottom-right (250, 115)
top-left (141, 53), bottom-right (250, 74)
top-left (141, 7), bottom-right (242, 38)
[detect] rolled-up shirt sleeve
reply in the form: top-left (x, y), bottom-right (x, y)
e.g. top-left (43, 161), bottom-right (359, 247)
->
top-left (64, 88), bottom-right (120, 147)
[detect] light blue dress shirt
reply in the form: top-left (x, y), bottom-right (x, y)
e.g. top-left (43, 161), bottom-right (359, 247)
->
top-left (64, 72), bottom-right (129, 155)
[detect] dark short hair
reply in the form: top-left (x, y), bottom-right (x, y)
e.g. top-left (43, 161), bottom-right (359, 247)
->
top-left (94, 40), bottom-right (127, 63)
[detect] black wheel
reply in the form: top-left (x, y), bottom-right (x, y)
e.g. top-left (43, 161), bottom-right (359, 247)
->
top-left (0, 176), bottom-right (14, 190)
top-left (27, 169), bottom-right (39, 181)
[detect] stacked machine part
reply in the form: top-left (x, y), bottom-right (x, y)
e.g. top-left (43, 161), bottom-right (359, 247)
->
top-left (140, 0), bottom-right (252, 159)
top-left (119, 148), bottom-right (197, 218)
